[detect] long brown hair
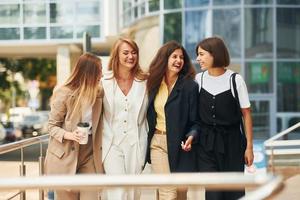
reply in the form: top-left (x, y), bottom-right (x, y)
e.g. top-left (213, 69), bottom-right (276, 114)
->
top-left (108, 37), bottom-right (147, 80)
top-left (62, 52), bottom-right (102, 119)
top-left (147, 40), bottom-right (196, 93)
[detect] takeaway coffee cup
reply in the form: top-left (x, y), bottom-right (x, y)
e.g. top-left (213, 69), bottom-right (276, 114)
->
top-left (77, 122), bottom-right (90, 145)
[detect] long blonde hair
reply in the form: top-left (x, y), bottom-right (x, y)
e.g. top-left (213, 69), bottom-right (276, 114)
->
top-left (64, 52), bottom-right (102, 119)
top-left (108, 37), bottom-right (147, 80)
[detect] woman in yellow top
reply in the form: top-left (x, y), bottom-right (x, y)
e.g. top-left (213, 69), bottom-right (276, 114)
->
top-left (146, 41), bottom-right (200, 200)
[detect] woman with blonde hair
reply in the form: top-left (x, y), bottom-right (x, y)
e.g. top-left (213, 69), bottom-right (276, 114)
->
top-left (44, 52), bottom-right (103, 200)
top-left (102, 37), bottom-right (148, 200)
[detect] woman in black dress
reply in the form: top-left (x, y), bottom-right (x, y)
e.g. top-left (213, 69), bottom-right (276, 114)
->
top-left (195, 37), bottom-right (254, 200)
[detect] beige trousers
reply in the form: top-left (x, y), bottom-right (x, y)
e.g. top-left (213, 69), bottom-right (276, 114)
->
top-left (150, 133), bottom-right (187, 200)
top-left (55, 135), bottom-right (99, 200)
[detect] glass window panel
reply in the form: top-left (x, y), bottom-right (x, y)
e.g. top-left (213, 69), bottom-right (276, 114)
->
top-left (277, 62), bottom-right (300, 112)
top-left (185, 0), bottom-right (209, 7)
top-left (123, 10), bottom-right (132, 26)
top-left (251, 100), bottom-right (270, 139)
top-left (277, 115), bottom-right (300, 139)
top-left (23, 3), bottom-right (46, 24)
top-left (76, 2), bottom-right (100, 23)
top-left (123, 0), bottom-right (132, 10)
top-left (164, 12), bottom-right (182, 43)
top-left (141, 2), bottom-right (145, 16)
top-left (213, 0), bottom-right (240, 5)
top-left (228, 62), bottom-right (241, 73)
top-left (185, 10), bottom-right (209, 60)
top-left (24, 27), bottom-right (46, 39)
top-left (244, 0), bottom-right (272, 4)
top-left (50, 3), bottom-right (74, 24)
top-left (0, 4), bottom-right (20, 25)
top-left (134, 6), bottom-right (138, 18)
top-left (164, 0), bottom-right (182, 9)
top-left (277, 8), bottom-right (300, 58)
top-left (76, 25), bottom-right (100, 38)
top-left (277, 0), bottom-right (300, 5)
top-left (245, 62), bottom-right (273, 93)
top-left (50, 26), bottom-right (73, 39)
top-left (287, 117), bottom-right (300, 139)
top-left (245, 8), bottom-right (273, 58)
top-left (0, 28), bottom-right (20, 40)
top-left (149, 0), bottom-right (159, 12)
top-left (213, 9), bottom-right (241, 58)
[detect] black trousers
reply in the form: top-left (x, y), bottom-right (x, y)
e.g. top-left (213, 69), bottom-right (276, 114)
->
top-left (196, 129), bottom-right (246, 200)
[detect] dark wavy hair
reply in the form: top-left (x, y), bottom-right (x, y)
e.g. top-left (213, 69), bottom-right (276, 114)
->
top-left (147, 41), bottom-right (196, 93)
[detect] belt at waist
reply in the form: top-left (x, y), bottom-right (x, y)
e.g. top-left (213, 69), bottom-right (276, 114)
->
top-left (154, 129), bottom-right (166, 135)
top-left (200, 124), bottom-right (239, 154)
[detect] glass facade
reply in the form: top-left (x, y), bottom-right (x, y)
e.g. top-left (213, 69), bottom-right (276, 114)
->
top-left (185, 10), bottom-right (209, 60)
top-left (120, 0), bottom-right (300, 139)
top-left (0, 0), bottom-right (103, 41)
top-left (213, 8), bottom-right (241, 58)
top-left (277, 8), bottom-right (300, 58)
top-left (245, 8), bottom-right (273, 58)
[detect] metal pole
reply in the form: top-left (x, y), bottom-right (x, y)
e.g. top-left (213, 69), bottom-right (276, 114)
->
top-left (19, 147), bottom-right (26, 200)
top-left (39, 142), bottom-right (44, 200)
top-left (270, 147), bottom-right (274, 174)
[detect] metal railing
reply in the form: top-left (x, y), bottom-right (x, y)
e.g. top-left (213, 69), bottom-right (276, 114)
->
top-left (264, 122), bottom-right (300, 172)
top-left (0, 173), bottom-right (283, 200)
top-left (0, 134), bottom-right (49, 200)
top-left (0, 130), bottom-right (291, 200)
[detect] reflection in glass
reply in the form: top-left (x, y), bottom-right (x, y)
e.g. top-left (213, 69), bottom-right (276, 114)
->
top-left (185, 10), bottom-right (209, 60)
top-left (277, 0), bottom-right (300, 5)
top-left (76, 2), bottom-right (100, 23)
top-left (50, 26), bottom-right (73, 39)
top-left (164, 12), bottom-right (182, 43)
top-left (0, 28), bottom-right (20, 40)
top-left (23, 4), bottom-right (46, 24)
top-left (245, 62), bottom-right (273, 93)
top-left (277, 8), bottom-right (300, 58)
top-left (76, 25), bottom-right (100, 38)
top-left (141, 2), bottom-right (145, 16)
top-left (244, 0), bottom-right (271, 4)
top-left (123, 10), bottom-right (132, 26)
top-left (245, 8), bottom-right (273, 58)
top-left (213, 0), bottom-right (240, 5)
top-left (123, 0), bottom-right (132, 10)
top-left (251, 100), bottom-right (270, 139)
top-left (164, 0), bottom-right (181, 9)
top-left (50, 3), bottom-right (73, 24)
top-left (228, 62), bottom-right (241, 73)
top-left (185, 0), bottom-right (209, 7)
top-left (134, 6), bottom-right (138, 18)
top-left (149, 0), bottom-right (159, 12)
top-left (277, 62), bottom-right (300, 112)
top-left (0, 4), bottom-right (20, 25)
top-left (24, 27), bottom-right (46, 39)
top-left (213, 9), bottom-right (241, 58)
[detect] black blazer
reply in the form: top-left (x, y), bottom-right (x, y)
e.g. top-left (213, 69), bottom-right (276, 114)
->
top-left (146, 75), bottom-right (200, 172)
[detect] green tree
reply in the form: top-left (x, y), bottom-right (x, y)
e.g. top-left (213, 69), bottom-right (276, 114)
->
top-left (0, 58), bottom-right (56, 111)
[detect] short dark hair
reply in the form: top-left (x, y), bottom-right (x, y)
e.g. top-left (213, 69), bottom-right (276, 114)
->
top-left (195, 36), bottom-right (230, 68)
